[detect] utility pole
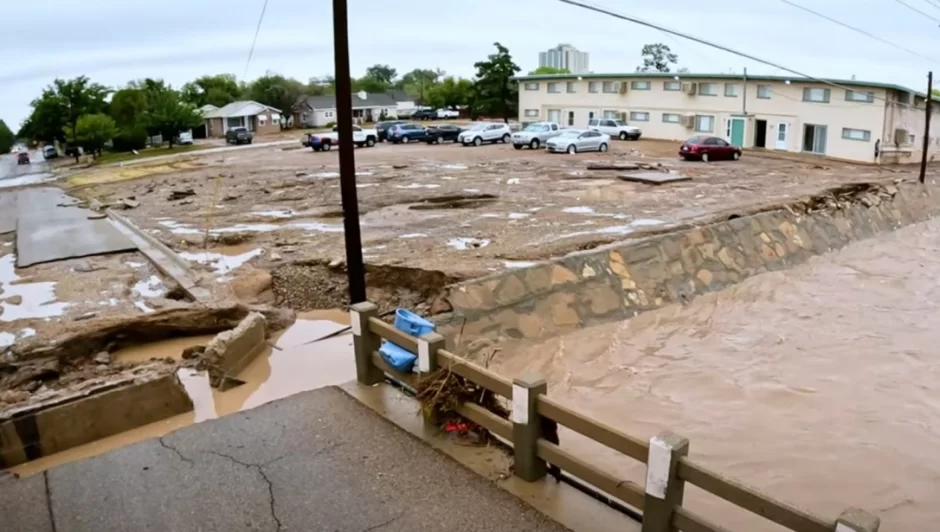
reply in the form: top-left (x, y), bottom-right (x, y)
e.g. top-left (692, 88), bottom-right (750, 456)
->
top-left (920, 71), bottom-right (933, 184)
top-left (332, 0), bottom-right (367, 303)
top-left (742, 67), bottom-right (748, 115)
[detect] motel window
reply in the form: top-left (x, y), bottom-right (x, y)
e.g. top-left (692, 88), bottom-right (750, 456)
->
top-left (663, 81), bottom-right (681, 91)
top-left (695, 115), bottom-right (715, 132)
top-left (631, 81), bottom-right (651, 90)
top-left (602, 81), bottom-right (620, 93)
top-left (548, 82), bottom-right (561, 93)
top-left (724, 83), bottom-right (740, 97)
top-left (630, 111), bottom-right (650, 122)
top-left (845, 90), bottom-right (874, 103)
top-left (841, 128), bottom-right (871, 142)
top-left (698, 83), bottom-right (718, 96)
top-left (662, 113), bottom-right (680, 123)
top-left (566, 82), bottom-right (576, 93)
top-left (524, 109), bottom-right (539, 118)
top-left (757, 85), bottom-right (771, 99)
top-left (803, 87), bottom-right (831, 103)
top-left (524, 82), bottom-right (539, 91)
top-left (603, 110), bottom-right (620, 119)
top-left (589, 81), bottom-right (599, 93)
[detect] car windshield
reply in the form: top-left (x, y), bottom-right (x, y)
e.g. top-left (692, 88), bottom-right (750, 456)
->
top-left (611, 120), bottom-right (626, 126)
top-left (523, 124), bottom-right (546, 132)
top-left (467, 124), bottom-right (488, 131)
top-left (687, 136), bottom-right (707, 144)
top-left (557, 130), bottom-right (580, 138)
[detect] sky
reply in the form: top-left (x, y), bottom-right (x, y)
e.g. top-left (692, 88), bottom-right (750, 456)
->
top-left (2, 0), bottom-right (940, 129)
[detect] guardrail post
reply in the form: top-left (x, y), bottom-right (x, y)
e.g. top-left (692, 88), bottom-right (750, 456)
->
top-left (835, 508), bottom-right (880, 532)
top-left (350, 302), bottom-right (383, 385)
top-left (417, 332), bottom-right (445, 425)
top-left (511, 373), bottom-right (548, 482)
top-left (642, 431), bottom-right (690, 532)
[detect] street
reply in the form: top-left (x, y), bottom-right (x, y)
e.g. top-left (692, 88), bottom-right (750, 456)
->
top-left (0, 150), bottom-right (52, 186)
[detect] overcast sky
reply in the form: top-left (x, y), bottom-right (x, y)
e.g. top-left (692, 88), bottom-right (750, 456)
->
top-left (1, 0), bottom-right (939, 128)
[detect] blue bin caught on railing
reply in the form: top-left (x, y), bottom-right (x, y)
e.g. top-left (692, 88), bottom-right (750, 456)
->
top-left (379, 308), bottom-right (435, 372)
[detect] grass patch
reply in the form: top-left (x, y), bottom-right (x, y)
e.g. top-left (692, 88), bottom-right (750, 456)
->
top-left (93, 144), bottom-right (208, 165)
top-left (68, 160), bottom-right (203, 186)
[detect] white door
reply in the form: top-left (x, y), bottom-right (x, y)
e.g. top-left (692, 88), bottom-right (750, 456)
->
top-left (775, 122), bottom-right (788, 150)
top-left (548, 109), bottom-right (562, 124)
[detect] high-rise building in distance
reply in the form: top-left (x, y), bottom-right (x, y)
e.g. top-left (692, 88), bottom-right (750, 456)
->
top-left (538, 44), bottom-right (590, 74)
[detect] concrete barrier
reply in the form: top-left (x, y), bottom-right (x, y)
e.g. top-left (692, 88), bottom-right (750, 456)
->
top-left (436, 181), bottom-right (937, 346)
top-left (204, 312), bottom-right (267, 390)
top-left (0, 369), bottom-right (193, 468)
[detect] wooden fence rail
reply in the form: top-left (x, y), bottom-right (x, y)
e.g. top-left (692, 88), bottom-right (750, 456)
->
top-left (350, 302), bottom-right (881, 532)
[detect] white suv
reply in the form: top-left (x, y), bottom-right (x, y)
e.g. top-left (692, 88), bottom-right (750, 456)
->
top-left (457, 122), bottom-right (512, 147)
top-left (588, 118), bottom-right (642, 141)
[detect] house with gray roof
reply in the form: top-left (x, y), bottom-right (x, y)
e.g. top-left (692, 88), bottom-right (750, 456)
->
top-left (201, 100), bottom-right (283, 138)
top-left (294, 92), bottom-right (399, 127)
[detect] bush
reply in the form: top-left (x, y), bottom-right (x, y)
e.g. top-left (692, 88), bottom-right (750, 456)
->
top-left (378, 110), bottom-right (389, 121)
top-left (112, 126), bottom-right (148, 152)
top-left (324, 121), bottom-right (336, 129)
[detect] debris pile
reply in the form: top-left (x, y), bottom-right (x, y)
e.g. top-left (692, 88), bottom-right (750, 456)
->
top-left (415, 365), bottom-right (508, 441)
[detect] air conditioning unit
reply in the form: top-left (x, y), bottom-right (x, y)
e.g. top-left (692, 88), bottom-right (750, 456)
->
top-left (894, 128), bottom-right (910, 145)
top-left (619, 83), bottom-right (629, 95)
top-left (680, 114), bottom-right (695, 128)
top-left (682, 82), bottom-right (697, 95)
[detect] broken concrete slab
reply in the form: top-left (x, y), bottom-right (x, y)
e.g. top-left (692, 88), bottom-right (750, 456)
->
top-left (587, 161), bottom-right (666, 171)
top-left (204, 312), bottom-right (267, 390)
top-left (617, 172), bottom-right (692, 185)
top-left (0, 369), bottom-right (193, 468)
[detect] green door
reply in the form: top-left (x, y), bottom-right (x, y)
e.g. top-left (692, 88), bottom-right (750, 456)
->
top-left (730, 118), bottom-right (745, 147)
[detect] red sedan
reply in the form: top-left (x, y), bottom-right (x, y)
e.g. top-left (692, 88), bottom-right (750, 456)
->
top-left (679, 136), bottom-right (742, 162)
top-left (16, 151), bottom-right (30, 165)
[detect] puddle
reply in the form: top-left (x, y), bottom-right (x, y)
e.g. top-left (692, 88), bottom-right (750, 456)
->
top-left (125, 261), bottom-right (146, 269)
top-left (0, 328), bottom-right (35, 348)
top-left (438, 164), bottom-right (467, 170)
top-left (308, 171), bottom-right (372, 179)
top-left (447, 237), bottom-right (490, 250)
top-left (563, 206), bottom-right (596, 214)
top-left (559, 218), bottom-right (666, 238)
top-left (506, 178), bottom-right (520, 185)
top-left (252, 209), bottom-right (295, 218)
top-left (0, 254), bottom-right (70, 322)
top-left (397, 183), bottom-right (441, 189)
top-left (132, 275), bottom-right (165, 298)
top-left (161, 219), bottom-right (343, 235)
top-left (10, 311), bottom-right (355, 477)
top-left (134, 301), bottom-right (155, 313)
top-left (357, 183), bottom-right (379, 188)
top-left (508, 212), bottom-right (530, 220)
top-left (399, 233), bottom-right (428, 238)
top-left (178, 248), bottom-right (264, 275)
top-left (463, 188), bottom-right (480, 193)
top-left (504, 260), bottom-right (539, 269)
top-left (0, 172), bottom-right (57, 189)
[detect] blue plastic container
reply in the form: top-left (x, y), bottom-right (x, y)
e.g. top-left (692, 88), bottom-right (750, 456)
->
top-left (379, 309), bottom-right (436, 372)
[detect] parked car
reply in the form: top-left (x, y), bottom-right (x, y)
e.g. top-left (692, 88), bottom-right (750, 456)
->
top-left (42, 145), bottom-right (58, 159)
top-left (411, 109), bottom-right (437, 120)
top-left (387, 123), bottom-right (428, 144)
top-left (307, 125), bottom-right (378, 152)
top-left (587, 118), bottom-right (642, 141)
top-left (225, 127), bottom-right (253, 145)
top-left (678, 136), bottom-right (742, 162)
top-left (435, 108), bottom-right (459, 119)
top-left (376, 120), bottom-right (407, 142)
top-left (546, 129), bottom-right (610, 154)
top-left (457, 122), bottom-right (512, 147)
top-left (16, 151), bottom-right (29, 165)
top-left (424, 124), bottom-right (463, 144)
top-left (178, 131), bottom-right (194, 145)
top-left (512, 122), bottom-right (562, 150)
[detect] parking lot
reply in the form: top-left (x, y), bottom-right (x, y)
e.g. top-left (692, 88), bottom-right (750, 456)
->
top-left (68, 137), bottom-right (910, 283)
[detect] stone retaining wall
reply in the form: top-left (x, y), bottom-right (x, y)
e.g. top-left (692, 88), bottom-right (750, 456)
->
top-left (435, 181), bottom-right (938, 349)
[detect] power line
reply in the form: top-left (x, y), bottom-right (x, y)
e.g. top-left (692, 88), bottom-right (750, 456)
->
top-left (891, 0), bottom-right (940, 24)
top-left (244, 0), bottom-right (270, 78)
top-left (778, 0), bottom-right (940, 66)
top-left (924, 0), bottom-right (940, 11)
top-left (556, 0), bottom-right (925, 109)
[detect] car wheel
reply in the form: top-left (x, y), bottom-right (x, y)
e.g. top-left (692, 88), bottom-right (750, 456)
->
top-left (402, 136), bottom-right (410, 144)
top-left (313, 146), bottom-right (322, 152)
top-left (733, 151), bottom-right (741, 160)
top-left (435, 137), bottom-right (442, 144)
top-left (701, 152), bottom-right (709, 163)
top-left (530, 139), bottom-right (540, 150)
top-left (323, 142), bottom-right (332, 152)
top-left (366, 137), bottom-right (376, 147)
top-left (501, 133), bottom-right (511, 143)
top-left (356, 142), bottom-right (364, 148)
top-left (248, 139), bottom-right (252, 145)
top-left (567, 144), bottom-right (577, 155)
top-left (598, 142), bottom-right (608, 153)
top-left (619, 132), bottom-right (627, 141)
top-left (473, 137), bottom-right (483, 147)
top-left (630, 135), bottom-right (640, 141)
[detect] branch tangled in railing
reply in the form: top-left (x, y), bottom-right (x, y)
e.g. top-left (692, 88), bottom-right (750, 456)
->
top-left (415, 364), bottom-right (508, 440)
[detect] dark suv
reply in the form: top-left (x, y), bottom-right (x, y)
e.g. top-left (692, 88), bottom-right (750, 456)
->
top-left (376, 120), bottom-right (406, 142)
top-left (411, 109), bottom-right (437, 120)
top-left (16, 152), bottom-right (29, 165)
top-left (225, 127), bottom-right (253, 145)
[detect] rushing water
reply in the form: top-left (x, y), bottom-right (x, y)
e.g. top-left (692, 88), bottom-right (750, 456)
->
top-left (493, 217), bottom-right (940, 531)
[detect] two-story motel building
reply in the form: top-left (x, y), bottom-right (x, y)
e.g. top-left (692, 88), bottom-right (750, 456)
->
top-left (515, 72), bottom-right (940, 164)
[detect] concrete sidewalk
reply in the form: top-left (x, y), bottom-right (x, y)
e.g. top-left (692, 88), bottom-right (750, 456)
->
top-left (1, 386), bottom-right (569, 532)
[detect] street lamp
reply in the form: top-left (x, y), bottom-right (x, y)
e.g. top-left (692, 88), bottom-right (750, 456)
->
top-left (331, 0), bottom-right (367, 304)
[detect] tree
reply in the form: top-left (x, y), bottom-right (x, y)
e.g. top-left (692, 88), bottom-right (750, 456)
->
top-left (143, 85), bottom-right (203, 148)
top-left (399, 68), bottom-right (442, 105)
top-left (246, 73), bottom-right (305, 128)
top-left (471, 42), bottom-right (521, 122)
top-left (427, 77), bottom-right (473, 109)
top-left (364, 65), bottom-right (397, 86)
top-left (528, 66), bottom-right (570, 75)
top-left (73, 114), bottom-right (117, 157)
top-left (181, 74), bottom-right (242, 107)
top-left (636, 43), bottom-right (678, 73)
top-left (20, 76), bottom-right (108, 144)
top-left (109, 88), bottom-right (149, 152)
top-left (0, 120), bottom-right (13, 154)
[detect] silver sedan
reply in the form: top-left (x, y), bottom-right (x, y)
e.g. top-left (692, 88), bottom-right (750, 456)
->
top-left (546, 129), bottom-right (611, 154)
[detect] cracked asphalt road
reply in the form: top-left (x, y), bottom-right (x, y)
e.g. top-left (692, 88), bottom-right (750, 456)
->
top-left (1, 386), bottom-right (569, 532)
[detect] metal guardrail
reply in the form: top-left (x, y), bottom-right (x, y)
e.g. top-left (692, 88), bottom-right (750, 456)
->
top-left (350, 301), bottom-right (880, 532)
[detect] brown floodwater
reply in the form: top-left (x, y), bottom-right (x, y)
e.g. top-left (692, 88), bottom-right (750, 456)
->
top-left (11, 310), bottom-right (354, 477)
top-left (493, 217), bottom-right (940, 531)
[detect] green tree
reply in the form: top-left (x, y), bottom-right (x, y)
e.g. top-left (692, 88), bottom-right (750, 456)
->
top-left (109, 88), bottom-right (149, 152)
top-left (143, 85), bottom-right (203, 148)
top-left (246, 73), bottom-right (305, 128)
top-left (54, 76), bottom-right (111, 146)
top-left (73, 114), bottom-right (117, 157)
top-left (399, 68), bottom-right (442, 105)
top-left (0, 120), bottom-right (14, 153)
top-left (427, 77), bottom-right (473, 109)
top-left (471, 43), bottom-right (521, 122)
top-left (528, 66), bottom-right (570, 75)
top-left (636, 43), bottom-right (678, 73)
top-left (364, 64), bottom-right (397, 86)
top-left (181, 74), bottom-right (242, 107)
